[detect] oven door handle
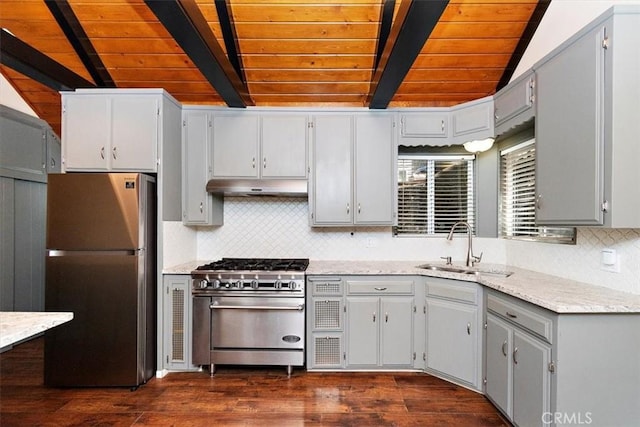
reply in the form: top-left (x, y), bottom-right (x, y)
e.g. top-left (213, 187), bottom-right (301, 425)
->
top-left (210, 304), bottom-right (305, 311)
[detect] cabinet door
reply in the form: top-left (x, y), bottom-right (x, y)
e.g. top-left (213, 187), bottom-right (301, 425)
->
top-left (535, 24), bottom-right (606, 225)
top-left (182, 111), bottom-right (212, 225)
top-left (346, 297), bottom-right (378, 366)
top-left (63, 95), bottom-right (110, 171)
top-left (354, 114), bottom-right (394, 225)
top-left (426, 298), bottom-right (477, 385)
top-left (400, 113), bottom-right (448, 138)
top-left (212, 114), bottom-right (260, 178)
top-left (512, 331), bottom-right (551, 427)
top-left (494, 71), bottom-right (535, 135)
top-left (163, 276), bottom-right (191, 370)
top-left (110, 96), bottom-right (158, 171)
top-left (450, 97), bottom-right (493, 144)
top-left (381, 296), bottom-right (414, 366)
top-left (486, 313), bottom-right (513, 418)
top-left (311, 115), bottom-right (353, 225)
top-left (261, 115), bottom-right (308, 178)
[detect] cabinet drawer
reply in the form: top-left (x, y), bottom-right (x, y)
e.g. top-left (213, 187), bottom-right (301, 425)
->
top-left (346, 280), bottom-right (414, 295)
top-left (427, 278), bottom-right (478, 305)
top-left (309, 278), bottom-right (343, 296)
top-left (487, 293), bottom-right (553, 343)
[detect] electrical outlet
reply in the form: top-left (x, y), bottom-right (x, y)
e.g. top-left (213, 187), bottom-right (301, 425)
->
top-left (601, 248), bottom-right (620, 273)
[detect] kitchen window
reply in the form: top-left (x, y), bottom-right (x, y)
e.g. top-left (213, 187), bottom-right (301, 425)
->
top-left (500, 139), bottom-right (575, 244)
top-left (395, 154), bottom-right (475, 236)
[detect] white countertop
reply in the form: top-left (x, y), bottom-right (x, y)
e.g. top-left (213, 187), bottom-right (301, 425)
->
top-left (163, 260), bottom-right (640, 314)
top-left (0, 312), bottom-right (74, 349)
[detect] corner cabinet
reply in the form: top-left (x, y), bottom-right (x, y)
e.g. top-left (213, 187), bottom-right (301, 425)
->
top-left (211, 112), bottom-right (308, 179)
top-left (534, 7), bottom-right (640, 227)
top-left (494, 70), bottom-right (535, 137)
top-left (61, 89), bottom-right (181, 172)
top-left (424, 277), bottom-right (483, 391)
top-left (310, 113), bottom-right (396, 226)
top-left (181, 107), bottom-right (223, 226)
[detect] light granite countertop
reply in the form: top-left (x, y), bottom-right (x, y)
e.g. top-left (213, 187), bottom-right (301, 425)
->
top-left (164, 260), bottom-right (640, 314)
top-left (0, 312), bottom-right (74, 349)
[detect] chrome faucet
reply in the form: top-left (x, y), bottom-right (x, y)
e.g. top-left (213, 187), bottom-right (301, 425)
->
top-left (446, 221), bottom-right (482, 267)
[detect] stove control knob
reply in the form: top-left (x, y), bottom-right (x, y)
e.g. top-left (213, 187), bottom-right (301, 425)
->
top-left (251, 280), bottom-right (259, 289)
top-left (212, 279), bottom-right (221, 289)
top-left (289, 281), bottom-right (297, 290)
top-left (199, 280), bottom-right (209, 289)
top-left (234, 280), bottom-right (244, 289)
top-left (274, 280), bottom-right (282, 289)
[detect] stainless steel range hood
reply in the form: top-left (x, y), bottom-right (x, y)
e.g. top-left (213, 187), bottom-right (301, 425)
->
top-left (206, 179), bottom-right (308, 197)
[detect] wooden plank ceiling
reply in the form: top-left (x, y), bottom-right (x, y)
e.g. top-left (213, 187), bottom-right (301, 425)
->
top-left (0, 0), bottom-right (547, 136)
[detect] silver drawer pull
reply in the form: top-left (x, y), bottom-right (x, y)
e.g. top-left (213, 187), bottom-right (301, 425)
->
top-left (385, 313), bottom-right (389, 323)
top-left (373, 312), bottom-right (376, 322)
top-left (506, 311), bottom-right (518, 319)
top-left (513, 347), bottom-right (519, 364)
top-left (100, 146), bottom-right (105, 159)
top-left (210, 304), bottom-right (304, 311)
top-left (374, 287), bottom-right (387, 291)
top-left (501, 340), bottom-right (507, 357)
top-left (467, 322), bottom-right (471, 335)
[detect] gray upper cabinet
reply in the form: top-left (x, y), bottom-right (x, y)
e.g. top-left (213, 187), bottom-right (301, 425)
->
top-left (494, 70), bottom-right (535, 137)
top-left (261, 114), bottom-right (308, 179)
top-left (61, 89), bottom-right (181, 173)
top-left (450, 96), bottom-right (494, 145)
top-left (0, 106), bottom-right (48, 183)
top-left (182, 107), bottom-right (223, 226)
top-left (211, 113), bottom-right (260, 178)
top-left (310, 113), bottom-right (395, 226)
top-left (211, 113), bottom-right (308, 179)
top-left (534, 6), bottom-right (640, 227)
top-left (399, 111), bottom-right (449, 145)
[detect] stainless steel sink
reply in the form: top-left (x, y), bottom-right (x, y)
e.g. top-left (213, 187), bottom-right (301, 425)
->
top-left (416, 264), bottom-right (513, 278)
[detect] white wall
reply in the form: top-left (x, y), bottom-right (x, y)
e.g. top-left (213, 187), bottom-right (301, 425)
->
top-left (0, 74), bottom-right (37, 116)
top-left (512, 0), bottom-right (640, 80)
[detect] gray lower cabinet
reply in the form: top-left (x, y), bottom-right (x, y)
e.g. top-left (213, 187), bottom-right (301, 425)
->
top-left (307, 277), bottom-right (345, 369)
top-left (162, 275), bottom-right (194, 371)
top-left (485, 289), bottom-right (640, 427)
top-left (345, 278), bottom-right (415, 369)
top-left (424, 277), bottom-right (483, 390)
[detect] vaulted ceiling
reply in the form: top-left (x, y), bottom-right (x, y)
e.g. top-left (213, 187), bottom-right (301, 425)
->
top-left (0, 0), bottom-right (549, 136)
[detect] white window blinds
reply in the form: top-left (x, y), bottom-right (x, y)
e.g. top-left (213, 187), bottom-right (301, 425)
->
top-left (500, 140), bottom-right (575, 243)
top-left (396, 155), bottom-right (474, 236)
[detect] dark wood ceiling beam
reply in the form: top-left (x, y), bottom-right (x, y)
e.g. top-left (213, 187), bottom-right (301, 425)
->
top-left (215, 0), bottom-right (245, 83)
top-left (145, 0), bottom-right (252, 107)
top-left (368, 0), bottom-right (449, 109)
top-left (374, 0), bottom-right (396, 70)
top-left (44, 0), bottom-right (115, 87)
top-left (496, 0), bottom-right (551, 91)
top-left (0, 29), bottom-right (94, 91)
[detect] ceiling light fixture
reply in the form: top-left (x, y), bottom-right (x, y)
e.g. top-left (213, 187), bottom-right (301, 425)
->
top-left (463, 137), bottom-right (495, 153)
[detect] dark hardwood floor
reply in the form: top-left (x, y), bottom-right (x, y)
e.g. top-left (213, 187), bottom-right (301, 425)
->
top-left (1, 338), bottom-right (509, 426)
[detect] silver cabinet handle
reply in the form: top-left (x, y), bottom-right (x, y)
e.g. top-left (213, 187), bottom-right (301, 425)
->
top-left (467, 322), bottom-right (471, 335)
top-left (502, 340), bottom-right (508, 357)
top-left (536, 194), bottom-right (542, 210)
top-left (112, 146), bottom-right (117, 159)
top-left (374, 287), bottom-right (387, 291)
top-left (441, 119), bottom-right (445, 131)
top-left (513, 347), bottom-right (519, 364)
top-left (506, 311), bottom-right (517, 319)
top-left (373, 312), bottom-right (376, 322)
top-left (358, 203), bottom-right (361, 214)
top-left (346, 203), bottom-right (350, 214)
top-left (252, 157), bottom-right (255, 169)
top-left (100, 146), bottom-right (105, 159)
top-left (199, 202), bottom-right (203, 213)
top-left (385, 313), bottom-right (389, 323)
top-left (263, 157), bottom-right (267, 169)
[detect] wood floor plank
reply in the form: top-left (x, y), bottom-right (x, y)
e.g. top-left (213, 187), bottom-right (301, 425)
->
top-left (0, 338), bottom-right (509, 426)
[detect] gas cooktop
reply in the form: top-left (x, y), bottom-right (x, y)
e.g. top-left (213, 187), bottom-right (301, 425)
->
top-left (194, 258), bottom-right (309, 272)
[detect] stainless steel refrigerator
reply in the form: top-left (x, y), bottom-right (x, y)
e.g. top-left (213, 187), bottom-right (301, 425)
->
top-left (44, 173), bottom-right (156, 388)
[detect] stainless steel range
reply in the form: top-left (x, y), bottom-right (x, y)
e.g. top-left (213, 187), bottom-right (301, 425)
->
top-left (191, 258), bottom-right (308, 377)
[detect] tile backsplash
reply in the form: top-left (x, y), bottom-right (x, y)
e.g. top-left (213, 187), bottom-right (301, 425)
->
top-left (164, 198), bottom-right (640, 295)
